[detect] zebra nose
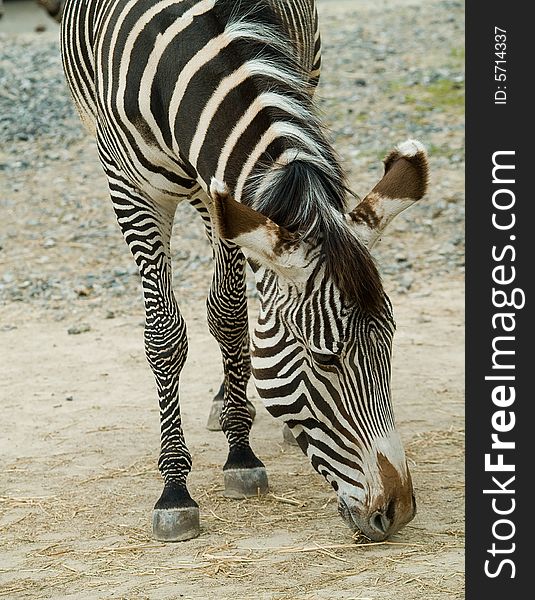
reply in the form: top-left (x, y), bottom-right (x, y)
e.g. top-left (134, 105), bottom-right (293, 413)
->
top-left (366, 494), bottom-right (416, 541)
top-left (368, 509), bottom-right (392, 538)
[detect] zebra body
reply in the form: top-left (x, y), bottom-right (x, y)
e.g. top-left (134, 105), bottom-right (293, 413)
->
top-left (62, 0), bottom-right (320, 199)
top-left (61, 0), bottom-right (428, 542)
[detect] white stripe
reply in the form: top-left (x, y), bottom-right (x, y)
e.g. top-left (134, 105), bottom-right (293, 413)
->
top-left (103, 0), bottom-right (201, 193)
top-left (137, 0), bottom-right (217, 156)
top-left (233, 121), bottom-right (327, 202)
top-left (168, 20), bottom-right (292, 158)
top-left (189, 59), bottom-right (305, 168)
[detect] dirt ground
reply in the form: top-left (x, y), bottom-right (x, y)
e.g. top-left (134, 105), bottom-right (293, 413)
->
top-left (0, 1), bottom-right (464, 598)
top-left (0, 284), bottom-right (464, 599)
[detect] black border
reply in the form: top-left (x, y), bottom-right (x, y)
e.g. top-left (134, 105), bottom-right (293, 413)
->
top-left (466, 2), bottom-right (531, 596)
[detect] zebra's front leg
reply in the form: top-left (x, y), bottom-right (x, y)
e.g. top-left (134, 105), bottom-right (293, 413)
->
top-left (207, 239), bottom-right (269, 498)
top-left (147, 305), bottom-right (200, 541)
top-left (191, 197), bottom-right (257, 431)
top-left (109, 185), bottom-right (199, 542)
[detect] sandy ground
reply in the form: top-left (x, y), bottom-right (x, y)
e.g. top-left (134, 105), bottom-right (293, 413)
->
top-left (0, 1), bottom-right (464, 598)
top-left (0, 283), bottom-right (464, 599)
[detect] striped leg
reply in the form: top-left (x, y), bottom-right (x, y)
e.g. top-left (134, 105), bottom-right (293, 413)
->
top-left (207, 238), bottom-right (268, 497)
top-left (189, 197), bottom-right (256, 430)
top-left (105, 171), bottom-right (199, 541)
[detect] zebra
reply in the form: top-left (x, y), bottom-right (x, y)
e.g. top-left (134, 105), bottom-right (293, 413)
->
top-left (60, 0), bottom-right (429, 542)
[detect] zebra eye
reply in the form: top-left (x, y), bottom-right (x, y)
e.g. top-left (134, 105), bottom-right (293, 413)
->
top-left (311, 351), bottom-right (341, 369)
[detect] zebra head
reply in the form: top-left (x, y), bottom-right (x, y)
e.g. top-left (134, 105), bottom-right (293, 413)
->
top-left (211, 140), bottom-right (428, 541)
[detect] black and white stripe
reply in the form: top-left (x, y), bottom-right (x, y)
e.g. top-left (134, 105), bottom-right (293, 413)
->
top-left (251, 264), bottom-right (400, 485)
top-left (60, 0), bottom-right (416, 541)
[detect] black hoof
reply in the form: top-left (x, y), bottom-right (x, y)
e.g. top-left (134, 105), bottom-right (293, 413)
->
top-left (152, 484), bottom-right (200, 542)
top-left (282, 423), bottom-right (299, 446)
top-left (223, 446), bottom-right (269, 498)
top-left (152, 507), bottom-right (200, 541)
top-left (206, 399), bottom-right (224, 431)
top-left (224, 467), bottom-right (269, 498)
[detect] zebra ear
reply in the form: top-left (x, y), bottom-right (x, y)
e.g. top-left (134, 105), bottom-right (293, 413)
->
top-left (348, 140), bottom-right (429, 248)
top-left (210, 179), bottom-right (303, 268)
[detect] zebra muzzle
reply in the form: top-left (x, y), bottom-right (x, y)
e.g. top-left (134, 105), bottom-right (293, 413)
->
top-left (337, 487), bottom-right (416, 542)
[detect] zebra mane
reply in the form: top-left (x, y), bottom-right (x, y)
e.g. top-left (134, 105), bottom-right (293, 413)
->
top-left (220, 1), bottom-right (384, 312)
top-left (248, 157), bottom-right (384, 314)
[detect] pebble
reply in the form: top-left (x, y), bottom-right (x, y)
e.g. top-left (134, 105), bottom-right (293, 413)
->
top-left (399, 273), bottom-right (415, 291)
top-left (67, 323), bottom-right (91, 335)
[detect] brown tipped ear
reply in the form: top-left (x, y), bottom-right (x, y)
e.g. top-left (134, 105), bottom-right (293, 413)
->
top-left (378, 139), bottom-right (429, 200)
top-left (210, 179), bottom-right (302, 269)
top-left (211, 179), bottom-right (272, 242)
top-left (348, 140), bottom-right (429, 248)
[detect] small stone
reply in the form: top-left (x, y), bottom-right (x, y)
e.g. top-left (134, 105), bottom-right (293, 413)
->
top-left (399, 273), bottom-right (414, 291)
top-left (67, 323), bottom-right (91, 335)
top-left (74, 286), bottom-right (92, 297)
top-left (417, 315), bottom-right (432, 323)
top-left (66, 395), bottom-right (74, 401)
top-left (439, 242), bottom-right (457, 256)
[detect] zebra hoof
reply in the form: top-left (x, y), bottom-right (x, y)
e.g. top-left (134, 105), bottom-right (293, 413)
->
top-left (282, 423), bottom-right (299, 446)
top-left (152, 506), bottom-right (200, 542)
top-left (206, 400), bottom-right (257, 431)
top-left (206, 400), bottom-right (223, 431)
top-left (223, 467), bottom-right (269, 498)
top-left (247, 400), bottom-right (257, 420)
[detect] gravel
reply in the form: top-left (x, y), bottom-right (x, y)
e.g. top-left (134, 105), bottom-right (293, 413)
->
top-left (0, 35), bottom-right (81, 144)
top-left (0, 0), bottom-right (464, 314)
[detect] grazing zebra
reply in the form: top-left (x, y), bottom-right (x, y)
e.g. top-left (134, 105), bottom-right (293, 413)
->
top-left (60, 0), bottom-right (429, 542)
